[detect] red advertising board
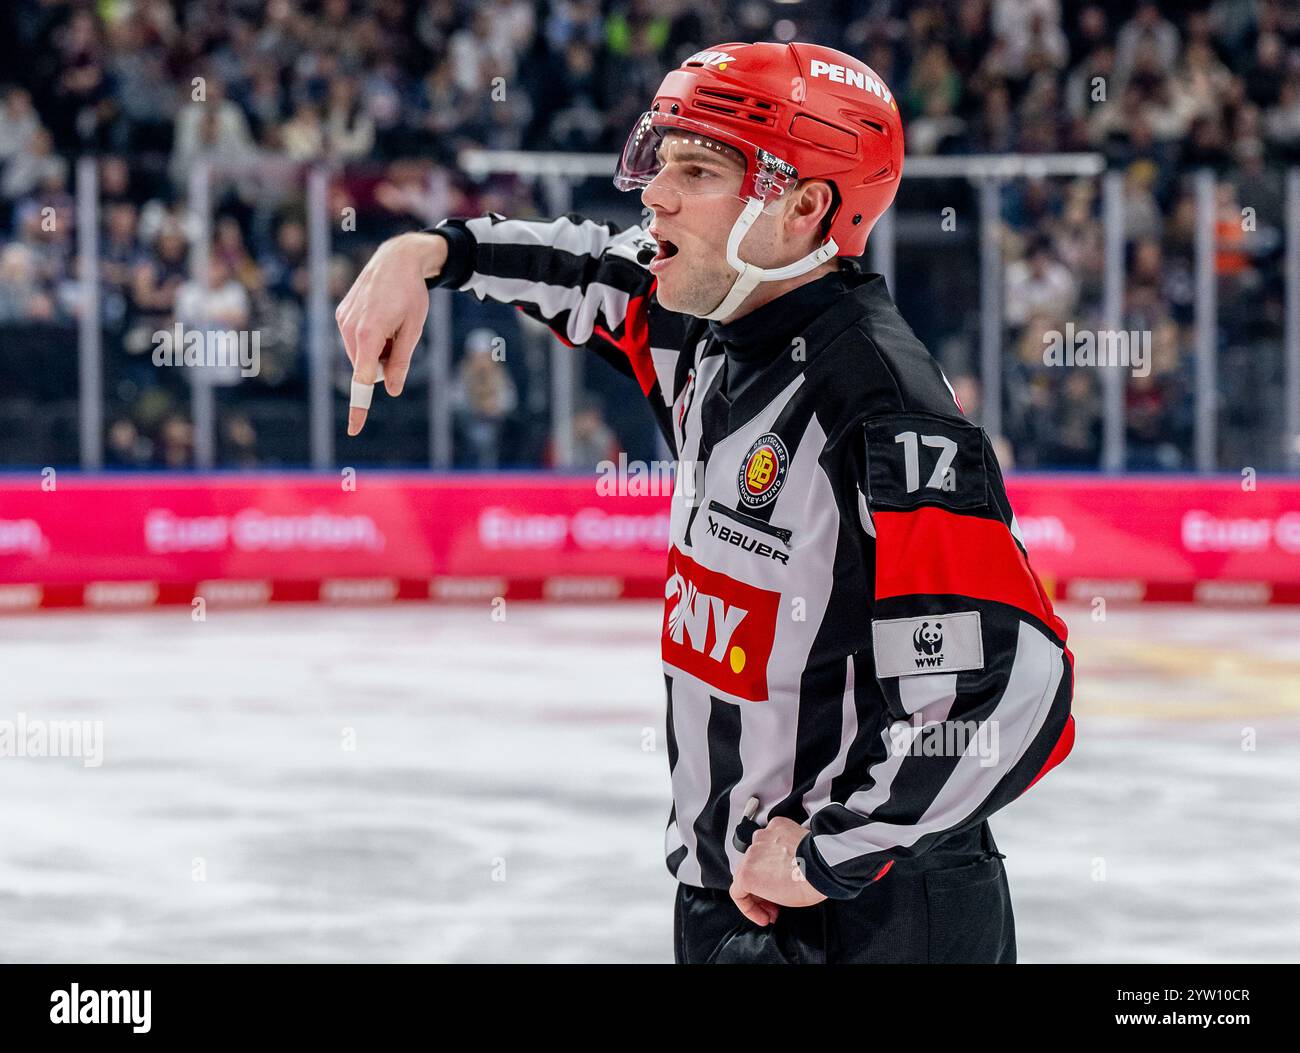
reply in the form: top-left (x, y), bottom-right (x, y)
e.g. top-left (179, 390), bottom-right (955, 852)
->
top-left (0, 473), bottom-right (1297, 610)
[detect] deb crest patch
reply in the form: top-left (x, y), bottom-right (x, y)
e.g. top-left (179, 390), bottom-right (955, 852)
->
top-left (737, 433), bottom-right (789, 509)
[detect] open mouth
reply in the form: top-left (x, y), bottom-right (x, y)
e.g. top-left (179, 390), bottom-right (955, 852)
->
top-left (649, 230), bottom-right (679, 271)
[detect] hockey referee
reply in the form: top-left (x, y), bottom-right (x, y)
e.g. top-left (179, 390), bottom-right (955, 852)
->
top-left (336, 41), bottom-right (1076, 964)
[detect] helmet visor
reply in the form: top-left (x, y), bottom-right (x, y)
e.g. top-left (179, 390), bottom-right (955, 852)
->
top-left (613, 111), bottom-right (799, 213)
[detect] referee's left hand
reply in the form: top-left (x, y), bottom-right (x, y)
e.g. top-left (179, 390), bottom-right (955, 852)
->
top-left (729, 817), bottom-right (827, 924)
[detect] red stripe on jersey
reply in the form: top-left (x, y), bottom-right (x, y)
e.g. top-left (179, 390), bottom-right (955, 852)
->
top-left (592, 292), bottom-right (655, 396)
top-left (873, 506), bottom-right (1055, 625)
top-left (1022, 712), bottom-right (1076, 794)
top-left (872, 860), bottom-right (895, 882)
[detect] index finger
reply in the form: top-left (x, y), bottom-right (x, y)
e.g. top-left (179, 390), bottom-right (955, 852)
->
top-left (348, 354), bottom-right (387, 437)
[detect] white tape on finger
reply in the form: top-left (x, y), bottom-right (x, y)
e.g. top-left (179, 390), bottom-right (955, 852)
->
top-left (349, 362), bottom-right (386, 411)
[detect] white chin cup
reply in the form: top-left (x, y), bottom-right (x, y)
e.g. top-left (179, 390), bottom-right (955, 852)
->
top-left (701, 198), bottom-right (839, 321)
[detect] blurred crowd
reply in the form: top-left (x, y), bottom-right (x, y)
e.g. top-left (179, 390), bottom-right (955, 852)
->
top-left (0, 0), bottom-right (1296, 470)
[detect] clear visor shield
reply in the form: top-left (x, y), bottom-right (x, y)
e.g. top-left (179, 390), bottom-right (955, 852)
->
top-left (613, 111), bottom-right (799, 213)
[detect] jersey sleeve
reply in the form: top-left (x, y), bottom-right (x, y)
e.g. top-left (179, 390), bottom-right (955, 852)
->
top-left (795, 410), bottom-right (1076, 900)
top-left (428, 213), bottom-right (689, 449)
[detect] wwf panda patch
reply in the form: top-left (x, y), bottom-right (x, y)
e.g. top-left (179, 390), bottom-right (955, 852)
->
top-left (872, 611), bottom-right (984, 678)
top-left (913, 620), bottom-right (944, 655)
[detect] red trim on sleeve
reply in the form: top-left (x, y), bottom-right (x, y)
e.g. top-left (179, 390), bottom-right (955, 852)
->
top-left (873, 506), bottom-right (1057, 626)
top-left (872, 860), bottom-right (895, 883)
top-left (592, 293), bottom-right (656, 396)
top-left (1022, 713), bottom-right (1076, 794)
top-left (520, 304), bottom-right (578, 349)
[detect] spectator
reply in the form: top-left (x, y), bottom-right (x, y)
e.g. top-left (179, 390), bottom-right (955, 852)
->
top-left (97, 200), bottom-right (140, 329)
top-left (1244, 33), bottom-right (1286, 109)
top-left (1263, 72), bottom-right (1300, 153)
top-left (104, 12), bottom-right (176, 154)
top-left (1045, 369), bottom-right (1101, 467)
top-left (98, 156), bottom-right (135, 209)
top-left (105, 417), bottom-right (153, 468)
top-left (324, 76), bottom-right (375, 160)
top-left (49, 9), bottom-right (111, 149)
top-left (0, 243), bottom-right (55, 322)
top-left (154, 414), bottom-right (195, 469)
top-left (570, 398), bottom-right (622, 469)
top-left (904, 43), bottom-right (962, 121)
top-left (451, 328), bottom-right (518, 468)
top-left (0, 88), bottom-right (41, 166)
top-left (169, 77), bottom-right (255, 184)
top-left (1005, 236), bottom-right (1078, 329)
top-left (127, 220), bottom-right (188, 359)
top-left (993, 0), bottom-right (1068, 81)
top-left (171, 254), bottom-right (253, 388)
top-left (1064, 43), bottom-right (1114, 125)
top-left (259, 216), bottom-right (308, 302)
top-left (221, 413), bottom-right (260, 468)
top-left (281, 100), bottom-right (324, 161)
top-left (174, 255), bottom-right (251, 332)
top-left (2, 128), bottom-right (66, 204)
top-left (1114, 2), bottom-right (1180, 90)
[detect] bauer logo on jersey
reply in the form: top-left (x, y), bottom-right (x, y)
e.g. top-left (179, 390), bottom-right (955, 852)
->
top-left (737, 433), bottom-right (789, 509)
top-left (662, 547), bottom-right (779, 702)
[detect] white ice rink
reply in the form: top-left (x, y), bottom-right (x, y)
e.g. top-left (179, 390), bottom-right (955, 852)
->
top-left (1, 601), bottom-right (1297, 963)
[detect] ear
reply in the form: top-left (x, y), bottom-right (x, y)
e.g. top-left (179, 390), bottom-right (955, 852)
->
top-left (785, 180), bottom-right (835, 246)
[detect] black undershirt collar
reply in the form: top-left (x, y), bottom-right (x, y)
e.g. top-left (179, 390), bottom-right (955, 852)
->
top-left (706, 267), bottom-right (851, 401)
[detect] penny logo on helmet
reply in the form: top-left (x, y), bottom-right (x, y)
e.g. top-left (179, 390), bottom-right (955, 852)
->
top-left (807, 59), bottom-right (894, 104)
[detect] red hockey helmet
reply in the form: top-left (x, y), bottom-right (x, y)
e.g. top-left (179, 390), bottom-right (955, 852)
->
top-left (615, 42), bottom-right (904, 258)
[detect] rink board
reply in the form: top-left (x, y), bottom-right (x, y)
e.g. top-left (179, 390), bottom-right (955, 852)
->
top-left (1, 473), bottom-right (1298, 609)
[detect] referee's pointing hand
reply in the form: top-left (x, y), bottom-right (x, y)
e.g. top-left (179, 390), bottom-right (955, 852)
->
top-left (335, 231), bottom-right (447, 436)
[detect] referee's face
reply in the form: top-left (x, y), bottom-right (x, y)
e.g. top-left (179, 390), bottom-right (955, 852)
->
top-left (641, 136), bottom-right (826, 321)
top-left (641, 136), bottom-right (751, 318)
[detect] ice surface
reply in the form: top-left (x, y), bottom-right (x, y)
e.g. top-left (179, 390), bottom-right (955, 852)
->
top-left (0, 602), bottom-right (1296, 963)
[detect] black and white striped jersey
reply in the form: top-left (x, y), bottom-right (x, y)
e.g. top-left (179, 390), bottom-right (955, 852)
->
top-left (430, 212), bottom-right (1076, 899)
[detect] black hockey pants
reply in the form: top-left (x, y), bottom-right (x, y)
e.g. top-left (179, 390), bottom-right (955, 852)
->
top-left (673, 821), bottom-right (1016, 964)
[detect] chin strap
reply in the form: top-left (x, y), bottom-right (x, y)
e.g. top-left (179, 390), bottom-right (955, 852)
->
top-left (702, 197), bottom-right (840, 321)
